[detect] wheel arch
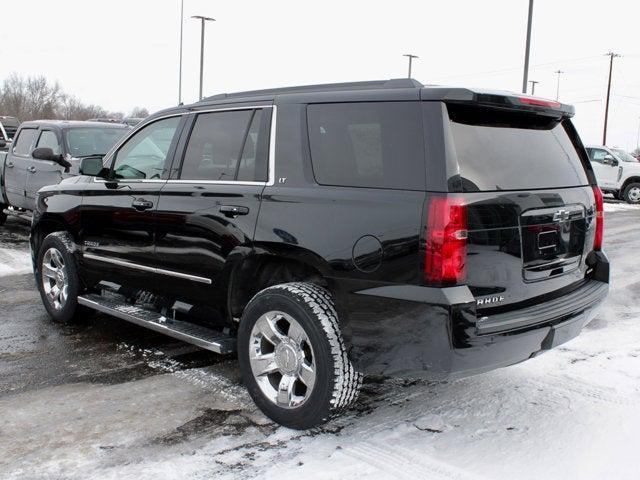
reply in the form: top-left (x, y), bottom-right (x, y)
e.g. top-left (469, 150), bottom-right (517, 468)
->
top-left (31, 214), bottom-right (77, 261)
top-left (226, 243), bottom-right (333, 320)
top-left (621, 176), bottom-right (640, 192)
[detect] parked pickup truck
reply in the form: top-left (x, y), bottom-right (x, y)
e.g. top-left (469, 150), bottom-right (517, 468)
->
top-left (0, 120), bottom-right (128, 224)
top-left (31, 79), bottom-right (609, 429)
top-left (586, 145), bottom-right (640, 203)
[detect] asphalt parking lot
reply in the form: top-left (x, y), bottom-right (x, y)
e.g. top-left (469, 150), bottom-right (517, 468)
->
top-left (1, 202), bottom-right (639, 480)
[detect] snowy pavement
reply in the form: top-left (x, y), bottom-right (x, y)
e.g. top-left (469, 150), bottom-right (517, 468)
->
top-left (0, 204), bottom-right (639, 479)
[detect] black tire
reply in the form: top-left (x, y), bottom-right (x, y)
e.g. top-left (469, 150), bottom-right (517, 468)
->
top-left (35, 231), bottom-right (90, 324)
top-left (622, 183), bottom-right (640, 204)
top-left (238, 282), bottom-right (362, 429)
top-left (0, 205), bottom-right (6, 226)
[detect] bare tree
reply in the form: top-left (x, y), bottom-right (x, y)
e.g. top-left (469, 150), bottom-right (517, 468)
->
top-left (129, 106), bottom-right (149, 118)
top-left (0, 73), bottom-right (148, 122)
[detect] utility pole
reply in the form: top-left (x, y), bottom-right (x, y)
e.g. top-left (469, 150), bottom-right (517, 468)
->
top-left (192, 15), bottom-right (216, 101)
top-left (555, 70), bottom-right (564, 101)
top-left (403, 54), bottom-right (419, 78)
top-left (522, 0), bottom-right (534, 93)
top-left (178, 0), bottom-right (184, 104)
top-left (529, 80), bottom-right (539, 95)
top-left (603, 52), bottom-right (621, 146)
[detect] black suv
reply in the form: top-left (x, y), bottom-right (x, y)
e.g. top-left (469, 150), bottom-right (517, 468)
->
top-left (31, 79), bottom-right (609, 429)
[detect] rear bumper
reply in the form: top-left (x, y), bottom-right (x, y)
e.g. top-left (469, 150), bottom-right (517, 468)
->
top-left (343, 254), bottom-right (609, 379)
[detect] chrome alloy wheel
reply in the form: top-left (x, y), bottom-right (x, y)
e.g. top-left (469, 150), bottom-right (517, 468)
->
top-left (41, 247), bottom-right (69, 311)
top-left (249, 311), bottom-right (316, 409)
top-left (628, 186), bottom-right (640, 203)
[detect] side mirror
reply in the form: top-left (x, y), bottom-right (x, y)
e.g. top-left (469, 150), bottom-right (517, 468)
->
top-left (0, 140), bottom-right (6, 149)
top-left (33, 147), bottom-right (72, 170)
top-left (603, 154), bottom-right (618, 166)
top-left (32, 147), bottom-right (56, 161)
top-left (79, 156), bottom-right (106, 177)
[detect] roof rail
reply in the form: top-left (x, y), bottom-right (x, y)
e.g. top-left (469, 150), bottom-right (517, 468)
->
top-left (199, 78), bottom-right (424, 103)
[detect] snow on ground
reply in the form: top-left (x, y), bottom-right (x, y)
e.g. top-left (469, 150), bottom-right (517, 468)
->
top-left (0, 248), bottom-right (31, 276)
top-left (1, 209), bottom-right (640, 480)
top-left (603, 201), bottom-right (640, 213)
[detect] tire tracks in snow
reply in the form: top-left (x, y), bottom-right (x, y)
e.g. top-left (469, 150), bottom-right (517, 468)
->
top-left (343, 440), bottom-right (488, 480)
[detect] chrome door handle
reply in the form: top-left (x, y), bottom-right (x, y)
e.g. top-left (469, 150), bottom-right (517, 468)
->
top-left (219, 205), bottom-right (249, 217)
top-left (6, 161), bottom-right (14, 168)
top-left (27, 166), bottom-right (37, 173)
top-left (131, 198), bottom-right (154, 211)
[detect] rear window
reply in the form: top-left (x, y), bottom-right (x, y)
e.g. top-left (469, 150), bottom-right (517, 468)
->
top-left (307, 102), bottom-right (425, 190)
top-left (447, 105), bottom-right (589, 192)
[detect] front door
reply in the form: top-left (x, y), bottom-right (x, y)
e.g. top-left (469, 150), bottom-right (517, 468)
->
top-left (24, 129), bottom-right (65, 211)
top-left (588, 148), bottom-right (620, 189)
top-left (154, 106), bottom-right (272, 308)
top-left (4, 127), bottom-right (39, 209)
top-left (79, 115), bottom-right (185, 291)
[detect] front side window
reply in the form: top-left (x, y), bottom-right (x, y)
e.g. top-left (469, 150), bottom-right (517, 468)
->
top-left (112, 117), bottom-right (181, 180)
top-left (180, 109), bottom-right (266, 182)
top-left (36, 130), bottom-right (61, 156)
top-left (589, 149), bottom-right (608, 163)
top-left (12, 128), bottom-right (39, 156)
top-left (307, 102), bottom-right (425, 190)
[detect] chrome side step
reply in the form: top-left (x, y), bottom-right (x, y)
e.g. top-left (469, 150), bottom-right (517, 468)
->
top-left (77, 293), bottom-right (236, 354)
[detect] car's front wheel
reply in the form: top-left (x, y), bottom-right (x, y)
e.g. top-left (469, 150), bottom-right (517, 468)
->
top-left (36, 231), bottom-right (89, 324)
top-left (623, 183), bottom-right (640, 204)
top-left (238, 282), bottom-right (362, 429)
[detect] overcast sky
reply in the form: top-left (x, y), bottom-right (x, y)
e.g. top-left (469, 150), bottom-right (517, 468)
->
top-left (2, 0), bottom-right (639, 149)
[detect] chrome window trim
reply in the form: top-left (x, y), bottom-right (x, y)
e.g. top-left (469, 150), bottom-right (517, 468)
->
top-left (92, 105), bottom-right (276, 187)
top-left (84, 253), bottom-right (212, 285)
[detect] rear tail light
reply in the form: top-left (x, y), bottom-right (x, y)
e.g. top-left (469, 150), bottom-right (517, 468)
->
top-left (593, 186), bottom-right (604, 250)
top-left (425, 197), bottom-right (468, 285)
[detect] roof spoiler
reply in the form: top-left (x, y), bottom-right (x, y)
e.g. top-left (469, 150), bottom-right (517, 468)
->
top-left (421, 87), bottom-right (575, 118)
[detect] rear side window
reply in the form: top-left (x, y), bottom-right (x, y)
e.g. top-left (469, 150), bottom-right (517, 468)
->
top-left (447, 105), bottom-right (589, 192)
top-left (12, 128), bottom-right (39, 156)
top-left (307, 102), bottom-right (425, 190)
top-left (180, 109), bottom-right (267, 182)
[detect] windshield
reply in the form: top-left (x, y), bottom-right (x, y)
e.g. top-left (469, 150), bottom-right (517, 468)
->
top-left (612, 148), bottom-right (638, 162)
top-left (65, 127), bottom-right (128, 158)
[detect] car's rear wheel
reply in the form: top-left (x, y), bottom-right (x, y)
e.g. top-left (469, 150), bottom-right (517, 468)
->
top-left (623, 183), bottom-right (640, 204)
top-left (36, 231), bottom-right (89, 324)
top-left (238, 282), bottom-right (362, 429)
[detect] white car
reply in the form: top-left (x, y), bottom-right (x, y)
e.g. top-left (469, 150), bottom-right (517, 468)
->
top-left (585, 145), bottom-right (640, 203)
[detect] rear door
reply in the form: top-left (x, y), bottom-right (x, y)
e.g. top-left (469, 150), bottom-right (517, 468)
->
top-left (4, 127), bottom-right (39, 209)
top-left (24, 128), bottom-right (65, 210)
top-left (443, 104), bottom-right (597, 312)
top-left (153, 106), bottom-right (272, 306)
top-left (587, 147), bottom-right (619, 189)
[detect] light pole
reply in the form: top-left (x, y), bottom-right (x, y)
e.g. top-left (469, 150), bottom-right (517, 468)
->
top-left (529, 80), bottom-right (539, 95)
top-left (178, 0), bottom-right (184, 104)
top-left (403, 54), bottom-right (419, 78)
top-left (555, 70), bottom-right (564, 101)
top-left (192, 15), bottom-right (216, 101)
top-left (522, 0), bottom-right (534, 93)
top-left (603, 52), bottom-right (621, 146)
